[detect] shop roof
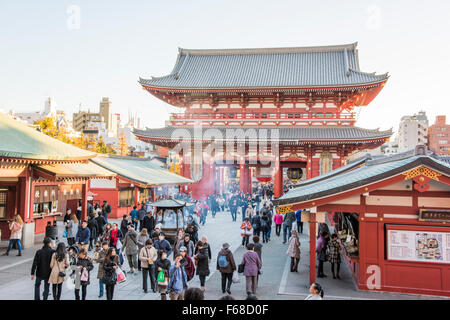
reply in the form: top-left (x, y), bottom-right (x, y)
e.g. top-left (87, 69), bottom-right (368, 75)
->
top-left (274, 153), bottom-right (450, 207)
top-left (139, 43), bottom-right (388, 90)
top-left (35, 161), bottom-right (116, 180)
top-left (0, 113), bottom-right (95, 162)
top-left (90, 155), bottom-right (192, 187)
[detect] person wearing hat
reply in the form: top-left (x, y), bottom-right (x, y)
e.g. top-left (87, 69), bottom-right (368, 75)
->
top-left (217, 243), bottom-right (236, 294)
top-left (179, 246), bottom-right (195, 282)
top-left (154, 231), bottom-right (172, 259)
top-left (139, 239), bottom-right (158, 293)
top-left (151, 224), bottom-right (162, 241)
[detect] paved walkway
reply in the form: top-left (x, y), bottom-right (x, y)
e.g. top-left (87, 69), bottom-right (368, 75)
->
top-left (0, 210), bottom-right (448, 300)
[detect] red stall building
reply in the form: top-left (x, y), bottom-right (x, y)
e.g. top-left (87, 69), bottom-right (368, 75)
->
top-left (0, 113), bottom-right (114, 247)
top-left (134, 43), bottom-right (391, 200)
top-left (274, 147), bottom-right (450, 297)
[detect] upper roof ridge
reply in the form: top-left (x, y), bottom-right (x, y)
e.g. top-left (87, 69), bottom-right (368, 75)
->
top-left (178, 42), bottom-right (358, 56)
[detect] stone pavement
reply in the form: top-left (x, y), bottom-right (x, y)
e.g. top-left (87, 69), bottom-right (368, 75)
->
top-left (0, 210), bottom-right (448, 300)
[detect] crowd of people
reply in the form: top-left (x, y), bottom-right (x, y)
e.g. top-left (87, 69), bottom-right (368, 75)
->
top-left (21, 180), bottom-right (338, 301)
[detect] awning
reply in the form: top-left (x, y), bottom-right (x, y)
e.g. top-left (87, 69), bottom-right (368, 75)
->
top-left (35, 161), bottom-right (116, 180)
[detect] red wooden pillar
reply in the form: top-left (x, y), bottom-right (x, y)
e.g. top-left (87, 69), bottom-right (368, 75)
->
top-left (81, 181), bottom-right (88, 221)
top-left (274, 157), bottom-right (282, 198)
top-left (309, 212), bottom-right (317, 285)
top-left (306, 154), bottom-right (313, 180)
top-left (239, 162), bottom-right (245, 192)
top-left (134, 186), bottom-right (139, 206)
top-left (246, 166), bottom-right (252, 194)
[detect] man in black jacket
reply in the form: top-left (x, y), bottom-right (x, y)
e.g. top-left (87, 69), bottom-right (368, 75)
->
top-left (31, 237), bottom-right (55, 300)
top-left (142, 211), bottom-right (155, 233)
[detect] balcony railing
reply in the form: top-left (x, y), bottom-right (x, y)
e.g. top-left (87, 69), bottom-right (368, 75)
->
top-left (168, 112), bottom-right (356, 126)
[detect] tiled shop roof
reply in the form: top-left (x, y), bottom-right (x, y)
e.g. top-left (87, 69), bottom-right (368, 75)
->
top-left (90, 155), bottom-right (192, 187)
top-left (273, 154), bottom-right (450, 206)
top-left (139, 43), bottom-right (388, 90)
top-left (0, 113), bottom-right (95, 162)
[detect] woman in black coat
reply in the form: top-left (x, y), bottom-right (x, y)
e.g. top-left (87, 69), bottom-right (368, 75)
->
top-left (194, 241), bottom-right (210, 292)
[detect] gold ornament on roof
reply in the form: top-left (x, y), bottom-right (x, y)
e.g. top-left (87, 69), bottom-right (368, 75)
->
top-left (402, 166), bottom-right (441, 181)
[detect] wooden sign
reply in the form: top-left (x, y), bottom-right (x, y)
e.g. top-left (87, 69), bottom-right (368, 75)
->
top-left (419, 209), bottom-right (450, 222)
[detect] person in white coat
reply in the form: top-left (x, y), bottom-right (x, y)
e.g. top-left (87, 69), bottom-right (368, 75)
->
top-left (2, 214), bottom-right (24, 256)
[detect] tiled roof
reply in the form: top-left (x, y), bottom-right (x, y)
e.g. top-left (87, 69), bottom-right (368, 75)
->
top-left (133, 126), bottom-right (392, 142)
top-left (90, 155), bottom-right (192, 187)
top-left (274, 155), bottom-right (450, 206)
top-left (37, 162), bottom-right (116, 178)
top-left (0, 112), bottom-right (95, 162)
top-left (139, 43), bottom-right (388, 90)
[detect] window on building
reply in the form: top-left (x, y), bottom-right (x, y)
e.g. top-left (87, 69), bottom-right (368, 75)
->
top-left (0, 189), bottom-right (7, 219)
top-left (439, 140), bottom-right (448, 144)
top-left (119, 189), bottom-right (134, 207)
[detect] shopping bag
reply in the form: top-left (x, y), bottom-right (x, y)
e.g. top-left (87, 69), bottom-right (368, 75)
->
top-left (115, 267), bottom-right (126, 283)
top-left (116, 239), bottom-right (122, 250)
top-left (157, 270), bottom-right (165, 282)
top-left (62, 231), bottom-right (68, 238)
top-left (232, 271), bottom-right (240, 284)
top-left (80, 268), bottom-right (88, 282)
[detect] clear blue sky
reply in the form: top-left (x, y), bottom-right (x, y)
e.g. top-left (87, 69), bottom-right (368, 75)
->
top-left (1, 0), bottom-right (449, 132)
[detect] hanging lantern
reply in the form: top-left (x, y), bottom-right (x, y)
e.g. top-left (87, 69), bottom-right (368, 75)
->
top-left (287, 168), bottom-right (303, 182)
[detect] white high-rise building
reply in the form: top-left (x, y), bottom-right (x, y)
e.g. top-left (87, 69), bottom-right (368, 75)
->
top-left (397, 111), bottom-right (428, 152)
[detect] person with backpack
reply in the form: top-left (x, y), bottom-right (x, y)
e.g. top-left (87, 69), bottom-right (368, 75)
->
top-left (179, 246), bottom-right (195, 283)
top-left (260, 212), bottom-right (270, 243)
top-left (217, 243), bottom-right (236, 295)
top-left (102, 200), bottom-right (111, 223)
top-left (2, 214), bottom-right (24, 256)
top-left (251, 213), bottom-right (261, 237)
top-left (240, 218), bottom-right (252, 247)
top-left (139, 239), bottom-right (158, 293)
top-left (282, 211), bottom-right (296, 244)
top-left (168, 254), bottom-right (189, 300)
top-left (194, 241), bottom-right (210, 292)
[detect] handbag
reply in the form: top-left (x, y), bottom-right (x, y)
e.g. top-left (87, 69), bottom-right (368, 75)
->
top-left (238, 263), bottom-right (245, 274)
top-left (57, 261), bottom-right (66, 278)
top-left (232, 271), bottom-right (240, 283)
top-left (116, 239), bottom-right (122, 250)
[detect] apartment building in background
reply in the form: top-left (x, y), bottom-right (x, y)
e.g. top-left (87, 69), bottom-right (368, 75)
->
top-left (428, 115), bottom-right (450, 155)
top-left (397, 111), bottom-right (428, 152)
